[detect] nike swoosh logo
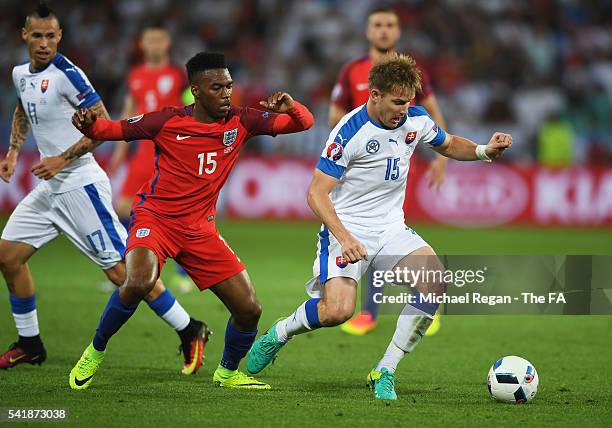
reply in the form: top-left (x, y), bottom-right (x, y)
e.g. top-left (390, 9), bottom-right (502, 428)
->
top-left (356, 83), bottom-right (369, 91)
top-left (176, 135), bottom-right (192, 141)
top-left (74, 374), bottom-right (94, 386)
top-left (9, 355), bottom-right (25, 363)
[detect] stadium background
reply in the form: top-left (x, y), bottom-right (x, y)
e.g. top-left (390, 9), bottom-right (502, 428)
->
top-left (0, 1), bottom-right (611, 426)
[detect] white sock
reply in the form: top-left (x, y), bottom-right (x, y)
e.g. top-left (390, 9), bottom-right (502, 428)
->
top-left (161, 301), bottom-right (190, 331)
top-left (376, 311), bottom-right (433, 372)
top-left (13, 309), bottom-right (40, 337)
top-left (276, 300), bottom-right (319, 342)
top-left (376, 341), bottom-right (406, 372)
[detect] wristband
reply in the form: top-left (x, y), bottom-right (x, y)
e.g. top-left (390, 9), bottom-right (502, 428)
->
top-left (475, 145), bottom-right (492, 162)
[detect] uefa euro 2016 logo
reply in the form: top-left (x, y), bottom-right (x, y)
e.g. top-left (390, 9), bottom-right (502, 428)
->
top-left (326, 142), bottom-right (343, 161)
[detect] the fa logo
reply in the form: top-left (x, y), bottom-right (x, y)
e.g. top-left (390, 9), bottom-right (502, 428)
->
top-left (366, 139), bottom-right (380, 154)
top-left (326, 142), bottom-right (343, 161)
top-left (41, 79), bottom-right (49, 93)
top-left (406, 131), bottom-right (417, 144)
top-left (336, 256), bottom-right (348, 268)
top-left (135, 228), bottom-right (150, 238)
top-left (19, 77), bottom-right (26, 93)
top-left (223, 128), bottom-right (238, 146)
top-left (157, 75), bottom-right (173, 95)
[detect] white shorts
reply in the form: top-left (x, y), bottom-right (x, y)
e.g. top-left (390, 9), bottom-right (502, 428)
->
top-left (1, 180), bottom-right (127, 269)
top-left (306, 221), bottom-right (429, 297)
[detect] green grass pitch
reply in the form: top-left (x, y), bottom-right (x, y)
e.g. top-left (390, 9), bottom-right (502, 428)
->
top-left (1, 218), bottom-right (611, 427)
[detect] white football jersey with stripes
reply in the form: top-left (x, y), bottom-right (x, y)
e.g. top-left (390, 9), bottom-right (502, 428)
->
top-left (12, 53), bottom-right (107, 193)
top-left (316, 104), bottom-right (446, 229)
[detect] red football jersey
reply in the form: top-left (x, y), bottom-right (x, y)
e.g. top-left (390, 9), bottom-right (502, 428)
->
top-left (128, 63), bottom-right (187, 113)
top-left (331, 55), bottom-right (433, 111)
top-left (85, 103), bottom-right (314, 226)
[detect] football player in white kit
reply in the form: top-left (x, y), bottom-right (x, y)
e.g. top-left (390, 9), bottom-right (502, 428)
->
top-left (0, 3), bottom-right (209, 374)
top-left (247, 55), bottom-right (512, 399)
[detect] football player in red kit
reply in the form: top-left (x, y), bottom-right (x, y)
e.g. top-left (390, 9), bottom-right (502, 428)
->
top-left (107, 24), bottom-right (195, 291)
top-left (108, 24), bottom-right (187, 215)
top-left (67, 52), bottom-right (314, 391)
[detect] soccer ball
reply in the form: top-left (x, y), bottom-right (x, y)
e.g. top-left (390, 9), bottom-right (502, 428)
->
top-left (487, 355), bottom-right (538, 403)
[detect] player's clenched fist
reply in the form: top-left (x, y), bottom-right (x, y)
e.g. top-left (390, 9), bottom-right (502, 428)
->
top-left (340, 235), bottom-right (369, 264)
top-left (259, 92), bottom-right (295, 113)
top-left (0, 157), bottom-right (17, 183)
top-left (485, 132), bottom-right (512, 160)
top-left (72, 108), bottom-right (98, 131)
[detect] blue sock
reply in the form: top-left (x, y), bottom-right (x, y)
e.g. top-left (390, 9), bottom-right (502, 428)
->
top-left (146, 289), bottom-right (175, 317)
top-left (364, 268), bottom-right (380, 319)
top-left (176, 265), bottom-right (188, 277)
top-left (92, 289), bottom-right (139, 351)
top-left (304, 297), bottom-right (321, 328)
top-left (220, 319), bottom-right (257, 371)
top-left (409, 290), bottom-right (439, 316)
top-left (9, 294), bottom-right (36, 314)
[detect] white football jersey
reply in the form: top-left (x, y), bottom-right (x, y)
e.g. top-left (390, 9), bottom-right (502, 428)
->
top-left (12, 53), bottom-right (107, 193)
top-left (317, 104), bottom-right (446, 229)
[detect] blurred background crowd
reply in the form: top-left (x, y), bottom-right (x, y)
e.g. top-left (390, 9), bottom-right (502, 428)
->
top-left (1, 0), bottom-right (611, 164)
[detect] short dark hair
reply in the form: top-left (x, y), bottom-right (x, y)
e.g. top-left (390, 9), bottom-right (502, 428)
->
top-left (369, 54), bottom-right (422, 96)
top-left (368, 5), bottom-right (399, 19)
top-left (141, 19), bottom-right (167, 33)
top-left (185, 52), bottom-right (227, 83)
top-left (25, 1), bottom-right (59, 27)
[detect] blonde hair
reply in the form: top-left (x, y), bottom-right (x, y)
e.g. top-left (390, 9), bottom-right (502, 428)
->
top-left (369, 54), bottom-right (422, 96)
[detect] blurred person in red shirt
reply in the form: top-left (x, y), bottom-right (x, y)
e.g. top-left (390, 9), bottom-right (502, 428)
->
top-left (108, 24), bottom-right (194, 291)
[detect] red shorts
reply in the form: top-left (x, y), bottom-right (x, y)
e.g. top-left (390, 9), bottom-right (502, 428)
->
top-left (125, 210), bottom-right (245, 290)
top-left (120, 141), bottom-right (155, 199)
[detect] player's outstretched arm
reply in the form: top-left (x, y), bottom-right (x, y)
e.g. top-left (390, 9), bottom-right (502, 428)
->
top-left (258, 92), bottom-right (314, 134)
top-left (107, 94), bottom-right (136, 176)
top-left (31, 101), bottom-right (113, 180)
top-left (0, 103), bottom-right (30, 183)
top-left (433, 132), bottom-right (512, 162)
top-left (307, 169), bottom-right (368, 263)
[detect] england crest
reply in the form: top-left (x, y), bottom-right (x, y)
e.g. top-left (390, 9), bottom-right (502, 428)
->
top-left (223, 128), bottom-right (238, 146)
top-left (136, 228), bottom-right (150, 238)
top-left (41, 79), bottom-right (49, 93)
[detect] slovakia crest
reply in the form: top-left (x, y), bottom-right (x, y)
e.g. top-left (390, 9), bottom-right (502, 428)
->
top-left (41, 79), bottom-right (49, 93)
top-left (326, 142), bottom-right (343, 161)
top-left (19, 77), bottom-right (26, 93)
top-left (405, 131), bottom-right (417, 144)
top-left (223, 128), bottom-right (238, 146)
top-left (336, 256), bottom-right (348, 268)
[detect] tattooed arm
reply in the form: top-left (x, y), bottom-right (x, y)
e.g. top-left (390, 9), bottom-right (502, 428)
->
top-left (0, 103), bottom-right (30, 183)
top-left (31, 100), bottom-right (111, 180)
